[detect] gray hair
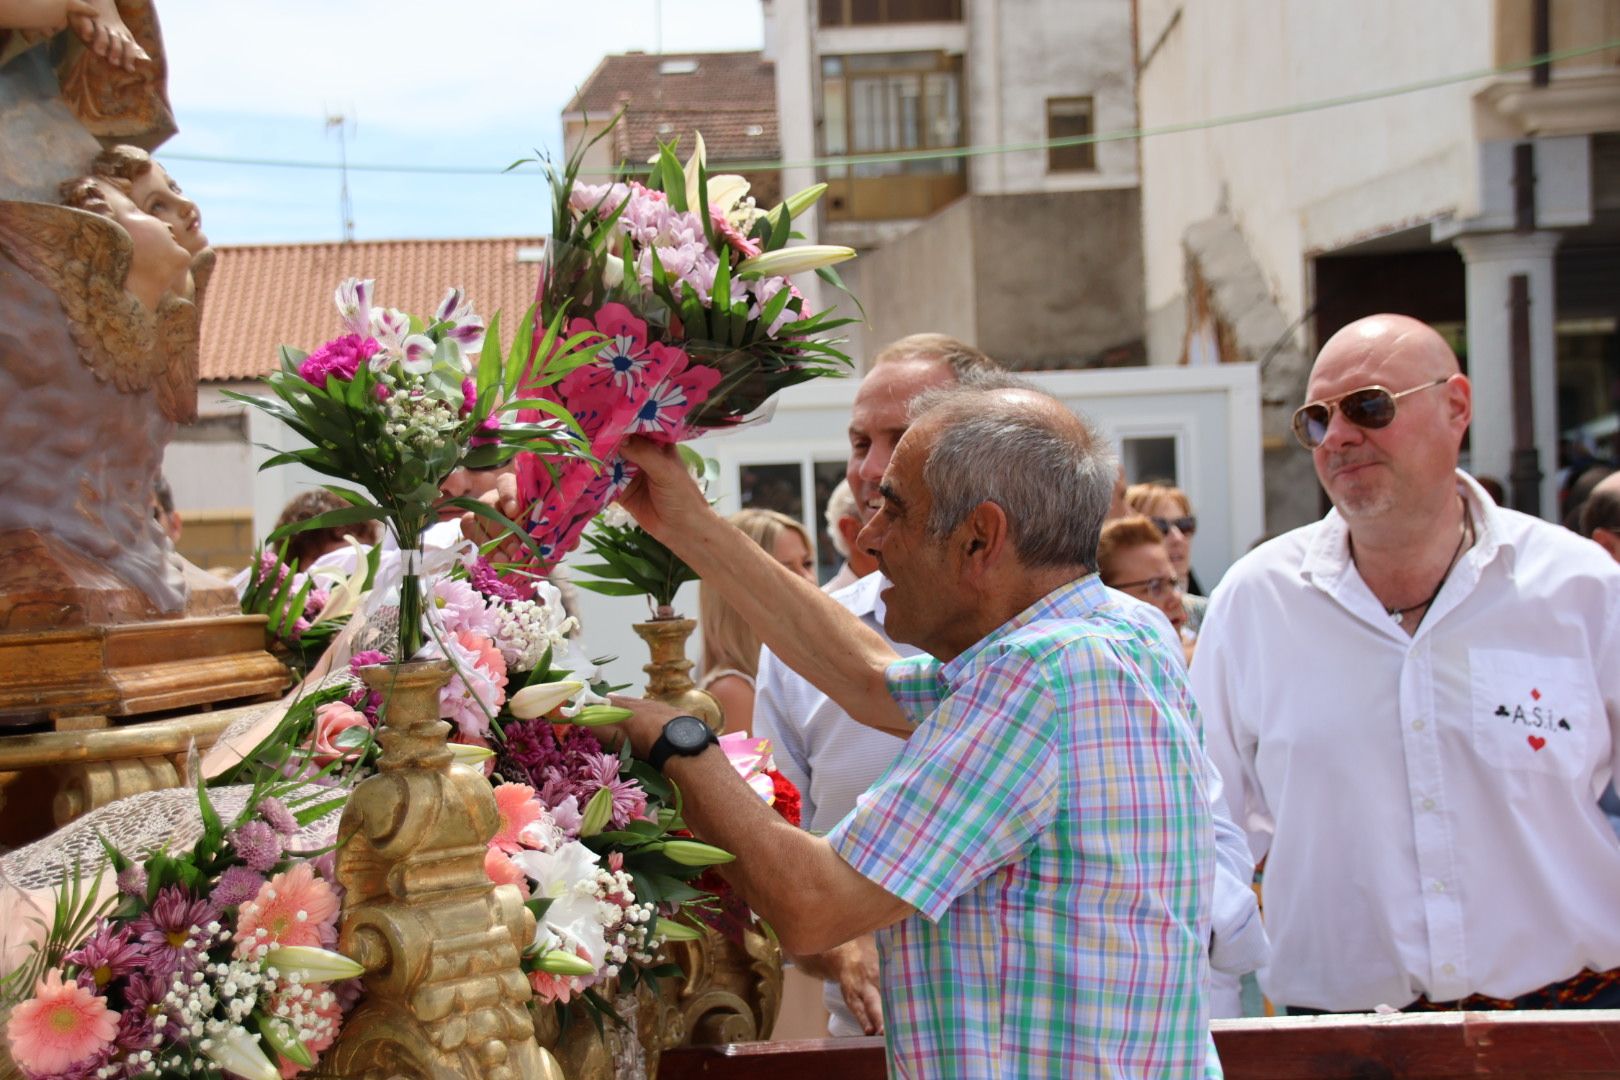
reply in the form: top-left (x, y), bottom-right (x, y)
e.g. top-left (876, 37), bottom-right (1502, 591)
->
top-left (824, 479), bottom-right (859, 557)
top-left (909, 376), bottom-right (1118, 570)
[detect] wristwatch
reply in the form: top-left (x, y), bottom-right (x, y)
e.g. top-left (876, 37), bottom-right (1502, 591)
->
top-left (648, 714), bottom-right (719, 773)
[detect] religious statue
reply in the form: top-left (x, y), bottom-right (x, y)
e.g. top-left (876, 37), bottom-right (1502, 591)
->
top-left (0, 1), bottom-right (283, 825)
top-left (0, 169), bottom-right (207, 620)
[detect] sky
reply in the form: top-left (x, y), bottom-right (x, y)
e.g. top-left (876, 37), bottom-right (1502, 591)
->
top-left (154, 0), bottom-right (765, 245)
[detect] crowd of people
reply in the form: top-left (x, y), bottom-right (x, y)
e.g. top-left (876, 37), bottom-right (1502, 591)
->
top-left (211, 315), bottom-right (1616, 1077)
top-left (620, 316), bottom-right (1618, 1076)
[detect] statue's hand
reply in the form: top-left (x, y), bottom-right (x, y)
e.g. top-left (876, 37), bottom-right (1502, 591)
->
top-left (0, 0), bottom-right (93, 32)
top-left (68, 0), bottom-right (147, 72)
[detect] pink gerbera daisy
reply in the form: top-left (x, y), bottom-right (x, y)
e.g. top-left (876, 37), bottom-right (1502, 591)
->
top-left (234, 863), bottom-right (340, 958)
top-left (491, 783), bottom-right (541, 853)
top-left (5, 969), bottom-right (119, 1076)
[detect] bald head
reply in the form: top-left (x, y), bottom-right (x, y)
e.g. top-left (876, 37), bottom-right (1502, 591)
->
top-left (1305, 314), bottom-right (1473, 523)
top-left (1581, 472), bottom-right (1620, 553)
top-left (904, 381), bottom-right (1116, 569)
top-left (1310, 314), bottom-right (1461, 398)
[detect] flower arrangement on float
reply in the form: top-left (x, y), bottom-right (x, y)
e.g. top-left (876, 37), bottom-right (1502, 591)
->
top-left (515, 130), bottom-right (857, 570)
top-left (1, 784), bottom-right (359, 1080)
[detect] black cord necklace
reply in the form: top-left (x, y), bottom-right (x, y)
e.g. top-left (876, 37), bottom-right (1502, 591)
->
top-left (1385, 505), bottom-right (1472, 624)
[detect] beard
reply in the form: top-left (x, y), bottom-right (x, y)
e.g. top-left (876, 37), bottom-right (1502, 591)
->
top-left (1322, 453), bottom-right (1397, 519)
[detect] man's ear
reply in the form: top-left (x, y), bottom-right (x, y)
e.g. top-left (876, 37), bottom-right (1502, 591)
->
top-left (957, 502), bottom-right (1009, 579)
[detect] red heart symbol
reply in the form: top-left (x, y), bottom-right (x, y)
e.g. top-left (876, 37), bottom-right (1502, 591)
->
top-left (1531, 688), bottom-right (1542, 701)
top-left (1528, 735), bottom-right (1546, 751)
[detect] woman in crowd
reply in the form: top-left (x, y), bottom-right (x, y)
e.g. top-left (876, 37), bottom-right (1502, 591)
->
top-left (1097, 515), bottom-right (1195, 663)
top-left (699, 508), bottom-right (817, 735)
top-left (1126, 480), bottom-right (1207, 631)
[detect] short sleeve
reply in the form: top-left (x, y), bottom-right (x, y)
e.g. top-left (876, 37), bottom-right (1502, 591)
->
top-left (829, 651), bottom-right (1059, 921)
top-left (883, 653), bottom-right (947, 726)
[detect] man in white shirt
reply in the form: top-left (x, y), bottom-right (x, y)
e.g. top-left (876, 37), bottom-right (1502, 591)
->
top-left (1193, 313), bottom-right (1620, 1013)
top-left (758, 339), bottom-right (1268, 1034)
top-left (820, 479), bottom-right (877, 594)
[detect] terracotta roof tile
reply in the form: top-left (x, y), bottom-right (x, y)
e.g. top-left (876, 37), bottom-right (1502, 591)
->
top-left (567, 51), bottom-right (778, 163)
top-left (199, 237), bottom-right (546, 382)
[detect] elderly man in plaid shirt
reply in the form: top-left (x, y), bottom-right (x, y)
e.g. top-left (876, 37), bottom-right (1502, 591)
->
top-left (608, 383), bottom-right (1217, 1077)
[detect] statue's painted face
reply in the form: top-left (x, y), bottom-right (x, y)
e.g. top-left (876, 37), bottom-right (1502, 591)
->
top-left (96, 181), bottom-right (191, 307)
top-left (129, 163), bottom-right (207, 255)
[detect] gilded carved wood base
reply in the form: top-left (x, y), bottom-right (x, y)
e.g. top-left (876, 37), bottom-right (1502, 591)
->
top-left (319, 661), bottom-right (557, 1080)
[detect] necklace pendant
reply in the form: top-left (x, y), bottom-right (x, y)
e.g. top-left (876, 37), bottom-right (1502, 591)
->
top-left (1388, 609), bottom-right (1405, 624)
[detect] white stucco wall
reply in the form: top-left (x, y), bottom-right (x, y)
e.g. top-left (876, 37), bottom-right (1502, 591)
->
top-left (1137, 0), bottom-right (1496, 359)
top-left (969, 0), bottom-right (1139, 195)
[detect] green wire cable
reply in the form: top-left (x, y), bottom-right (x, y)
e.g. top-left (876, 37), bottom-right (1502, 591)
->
top-left (158, 38), bottom-right (1620, 178)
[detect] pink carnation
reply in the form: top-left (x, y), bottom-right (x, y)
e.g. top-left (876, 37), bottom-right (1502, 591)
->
top-left (297, 334), bottom-right (380, 386)
top-left (491, 783), bottom-right (541, 853)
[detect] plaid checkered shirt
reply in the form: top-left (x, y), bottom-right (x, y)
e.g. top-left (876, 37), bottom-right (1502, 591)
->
top-left (826, 574), bottom-right (1216, 1078)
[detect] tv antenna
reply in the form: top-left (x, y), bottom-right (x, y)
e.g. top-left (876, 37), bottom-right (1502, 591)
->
top-left (324, 111), bottom-right (356, 243)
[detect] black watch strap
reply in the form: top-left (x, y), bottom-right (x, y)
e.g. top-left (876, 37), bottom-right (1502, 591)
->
top-left (648, 714), bottom-right (719, 773)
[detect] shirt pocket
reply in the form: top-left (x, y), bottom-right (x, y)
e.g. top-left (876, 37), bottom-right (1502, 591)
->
top-left (1468, 648), bottom-right (1594, 780)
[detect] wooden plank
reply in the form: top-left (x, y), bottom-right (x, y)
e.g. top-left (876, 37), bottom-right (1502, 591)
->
top-left (659, 1013), bottom-right (1620, 1079)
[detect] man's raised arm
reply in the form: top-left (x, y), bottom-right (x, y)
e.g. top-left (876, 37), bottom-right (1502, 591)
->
top-left (619, 438), bottom-right (909, 737)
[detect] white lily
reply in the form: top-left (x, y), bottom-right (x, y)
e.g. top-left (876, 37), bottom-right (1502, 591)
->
top-left (508, 680), bottom-right (584, 720)
top-left (780, 183), bottom-right (829, 220)
top-left (263, 945), bottom-right (366, 982)
top-left (736, 245), bottom-right (855, 278)
top-left (313, 536), bottom-right (370, 624)
top-left (257, 1014), bottom-right (313, 1069)
top-left (681, 131), bottom-right (708, 213)
top-left (201, 1025), bottom-right (279, 1080)
top-left (511, 841), bottom-right (609, 969)
top-left (449, 742), bottom-right (495, 766)
top-left (654, 917), bottom-right (704, 942)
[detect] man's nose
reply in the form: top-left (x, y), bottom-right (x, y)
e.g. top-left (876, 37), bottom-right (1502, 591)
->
top-left (856, 514), bottom-right (884, 558)
top-left (1317, 405), bottom-right (1364, 453)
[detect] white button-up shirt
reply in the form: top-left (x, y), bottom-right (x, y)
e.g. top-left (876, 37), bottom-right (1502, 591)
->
top-left (1192, 471), bottom-right (1620, 1011)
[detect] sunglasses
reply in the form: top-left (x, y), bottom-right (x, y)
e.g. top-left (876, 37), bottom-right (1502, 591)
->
top-left (1112, 575), bottom-right (1177, 599)
top-left (1291, 377), bottom-right (1450, 450)
top-left (1150, 515), bottom-right (1196, 537)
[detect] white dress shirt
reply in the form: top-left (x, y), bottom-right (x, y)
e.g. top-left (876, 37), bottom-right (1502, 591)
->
top-left (756, 572), bottom-right (1267, 1032)
top-left (1192, 471), bottom-right (1620, 1011)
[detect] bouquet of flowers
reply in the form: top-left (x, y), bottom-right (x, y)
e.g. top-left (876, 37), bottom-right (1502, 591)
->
top-left (227, 279), bottom-right (599, 659)
top-left (514, 130), bottom-right (858, 568)
top-left (1, 785), bottom-right (361, 1080)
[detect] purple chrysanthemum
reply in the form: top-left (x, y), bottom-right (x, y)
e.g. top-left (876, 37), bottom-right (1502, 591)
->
top-left (576, 751), bottom-right (649, 828)
top-left (209, 866), bottom-right (266, 908)
top-left (229, 820), bottom-right (282, 872)
top-left (65, 920), bottom-right (146, 993)
top-left (114, 970), bottom-right (168, 1060)
top-left (129, 887), bottom-right (219, 978)
top-left (256, 797), bottom-right (298, 836)
top-left (469, 557), bottom-right (524, 602)
top-left (114, 864), bottom-right (147, 899)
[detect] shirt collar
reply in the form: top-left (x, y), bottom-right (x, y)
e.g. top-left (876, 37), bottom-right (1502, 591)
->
top-left (1299, 468), bottom-right (1517, 591)
top-left (939, 573), bottom-right (1106, 686)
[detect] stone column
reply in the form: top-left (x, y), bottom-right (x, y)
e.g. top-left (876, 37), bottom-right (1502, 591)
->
top-left (1452, 230), bottom-right (1561, 518)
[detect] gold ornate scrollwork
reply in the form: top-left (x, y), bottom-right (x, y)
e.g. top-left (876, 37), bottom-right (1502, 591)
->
top-left (318, 661), bottom-right (552, 1080)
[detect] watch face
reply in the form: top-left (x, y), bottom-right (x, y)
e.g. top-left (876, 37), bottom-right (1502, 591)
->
top-left (665, 714), bottom-right (712, 753)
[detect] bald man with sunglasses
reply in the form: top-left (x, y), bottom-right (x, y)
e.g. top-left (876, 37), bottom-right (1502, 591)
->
top-left (1191, 313), bottom-right (1620, 1015)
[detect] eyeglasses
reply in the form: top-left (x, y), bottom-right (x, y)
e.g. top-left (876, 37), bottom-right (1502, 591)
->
top-left (1150, 515), bottom-right (1196, 538)
top-left (1291, 377), bottom-right (1451, 450)
top-left (1112, 575), bottom-right (1177, 599)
